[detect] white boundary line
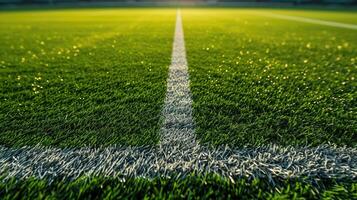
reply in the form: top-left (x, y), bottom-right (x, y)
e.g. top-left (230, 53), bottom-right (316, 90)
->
top-left (0, 10), bottom-right (356, 182)
top-left (1, 144), bottom-right (356, 181)
top-left (260, 12), bottom-right (357, 30)
top-left (160, 9), bottom-right (197, 149)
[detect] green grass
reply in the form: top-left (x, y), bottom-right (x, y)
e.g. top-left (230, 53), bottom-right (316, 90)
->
top-left (0, 7), bottom-right (356, 200)
top-left (183, 9), bottom-right (357, 147)
top-left (1, 175), bottom-right (356, 200)
top-left (0, 8), bottom-right (175, 147)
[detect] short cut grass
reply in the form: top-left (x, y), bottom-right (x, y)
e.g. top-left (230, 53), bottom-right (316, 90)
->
top-left (183, 9), bottom-right (357, 147)
top-left (0, 175), bottom-right (356, 200)
top-left (0, 8), bottom-right (176, 147)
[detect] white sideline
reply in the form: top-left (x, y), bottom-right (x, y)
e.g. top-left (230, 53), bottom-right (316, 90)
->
top-left (0, 10), bottom-right (356, 183)
top-left (261, 13), bottom-right (357, 30)
top-left (160, 9), bottom-right (197, 149)
top-left (1, 144), bottom-right (356, 181)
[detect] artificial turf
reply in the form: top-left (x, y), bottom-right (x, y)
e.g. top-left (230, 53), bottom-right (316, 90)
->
top-left (0, 7), bottom-right (356, 199)
top-left (0, 175), bottom-right (356, 200)
top-left (0, 8), bottom-right (175, 147)
top-left (183, 9), bottom-right (357, 147)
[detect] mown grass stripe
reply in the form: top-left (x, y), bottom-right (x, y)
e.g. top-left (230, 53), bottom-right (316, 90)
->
top-left (262, 13), bottom-right (357, 30)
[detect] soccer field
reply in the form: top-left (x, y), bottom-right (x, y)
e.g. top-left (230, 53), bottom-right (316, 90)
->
top-left (0, 7), bottom-right (356, 199)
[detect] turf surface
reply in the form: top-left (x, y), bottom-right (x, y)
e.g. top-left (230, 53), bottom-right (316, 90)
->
top-left (0, 7), bottom-right (356, 199)
top-left (1, 175), bottom-right (356, 200)
top-left (0, 9), bottom-right (175, 147)
top-left (183, 9), bottom-right (357, 147)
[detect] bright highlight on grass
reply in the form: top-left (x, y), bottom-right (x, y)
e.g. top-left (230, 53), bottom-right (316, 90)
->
top-left (183, 9), bottom-right (356, 147)
top-left (0, 9), bottom-right (175, 147)
top-left (0, 7), bottom-right (356, 199)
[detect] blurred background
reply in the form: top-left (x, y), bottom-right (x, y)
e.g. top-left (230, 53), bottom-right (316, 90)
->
top-left (1, 0), bottom-right (356, 7)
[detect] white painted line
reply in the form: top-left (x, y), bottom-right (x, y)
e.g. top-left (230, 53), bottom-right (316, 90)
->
top-left (160, 9), bottom-right (197, 149)
top-left (0, 10), bottom-right (356, 183)
top-left (1, 144), bottom-right (356, 181)
top-left (261, 13), bottom-right (357, 30)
